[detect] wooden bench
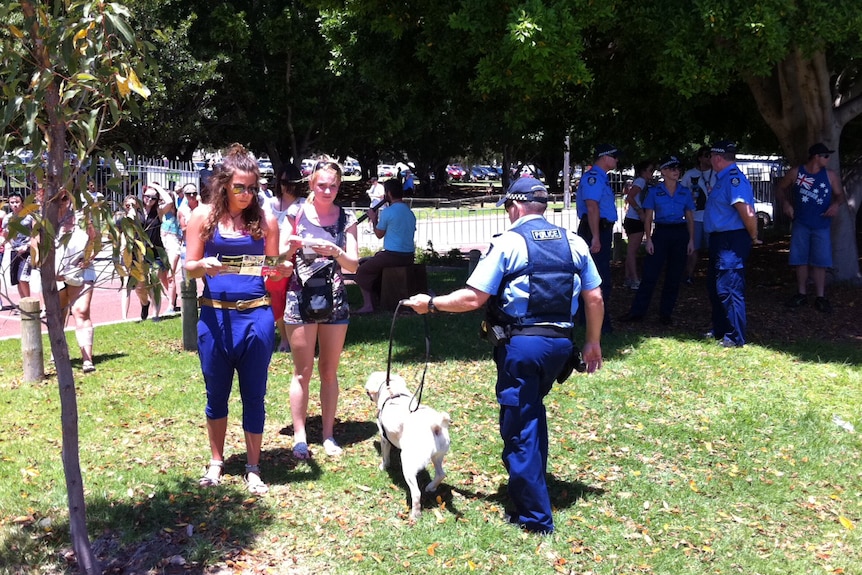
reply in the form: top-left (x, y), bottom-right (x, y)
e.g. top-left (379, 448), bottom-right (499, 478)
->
top-left (380, 263), bottom-right (428, 311)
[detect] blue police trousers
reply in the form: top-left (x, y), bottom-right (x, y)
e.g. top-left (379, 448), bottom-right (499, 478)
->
top-left (495, 334), bottom-right (571, 533)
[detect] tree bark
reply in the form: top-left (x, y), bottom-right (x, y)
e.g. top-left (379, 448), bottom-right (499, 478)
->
top-left (23, 0), bottom-right (100, 568)
top-left (746, 49), bottom-right (861, 282)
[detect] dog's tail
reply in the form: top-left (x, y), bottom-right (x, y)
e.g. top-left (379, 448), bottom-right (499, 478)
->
top-left (432, 412), bottom-right (452, 437)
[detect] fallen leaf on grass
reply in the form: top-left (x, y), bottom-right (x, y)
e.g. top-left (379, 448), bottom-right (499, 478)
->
top-left (427, 542), bottom-right (439, 556)
top-left (838, 516), bottom-right (855, 530)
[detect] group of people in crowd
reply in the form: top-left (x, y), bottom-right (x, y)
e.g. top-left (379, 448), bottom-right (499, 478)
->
top-left (589, 140), bottom-right (844, 347)
top-left (0, 137), bottom-right (846, 532)
top-left (1, 183), bottom-right (102, 372)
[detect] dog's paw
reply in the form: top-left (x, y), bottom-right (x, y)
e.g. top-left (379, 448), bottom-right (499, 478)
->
top-left (379, 461), bottom-right (389, 471)
top-left (409, 508), bottom-right (421, 521)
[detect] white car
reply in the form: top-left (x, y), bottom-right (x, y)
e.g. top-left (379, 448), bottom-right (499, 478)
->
top-left (258, 158), bottom-right (274, 177)
top-left (754, 199), bottom-right (774, 226)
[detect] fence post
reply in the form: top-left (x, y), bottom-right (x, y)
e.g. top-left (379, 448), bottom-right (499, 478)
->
top-left (20, 297), bottom-right (44, 382)
top-left (613, 232), bottom-right (625, 263)
top-left (181, 279), bottom-right (198, 351)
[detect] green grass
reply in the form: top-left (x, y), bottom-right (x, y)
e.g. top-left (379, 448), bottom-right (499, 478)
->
top-left (0, 272), bottom-right (860, 574)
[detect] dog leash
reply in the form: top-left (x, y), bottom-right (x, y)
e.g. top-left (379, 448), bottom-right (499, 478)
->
top-left (385, 299), bottom-right (431, 412)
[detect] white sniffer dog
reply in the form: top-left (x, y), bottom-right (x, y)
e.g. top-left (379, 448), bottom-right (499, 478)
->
top-left (365, 371), bottom-right (452, 520)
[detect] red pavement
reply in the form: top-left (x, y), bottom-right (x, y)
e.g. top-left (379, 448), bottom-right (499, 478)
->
top-left (0, 274), bottom-right (190, 341)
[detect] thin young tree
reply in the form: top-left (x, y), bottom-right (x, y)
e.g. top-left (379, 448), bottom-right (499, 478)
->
top-left (0, 2), bottom-right (150, 573)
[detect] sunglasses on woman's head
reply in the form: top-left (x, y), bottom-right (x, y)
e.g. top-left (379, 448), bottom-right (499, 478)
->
top-left (313, 161), bottom-right (342, 175)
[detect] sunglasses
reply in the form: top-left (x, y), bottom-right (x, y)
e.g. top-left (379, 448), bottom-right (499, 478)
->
top-left (313, 161), bottom-right (342, 175)
top-left (231, 184), bottom-right (259, 195)
top-left (143, 195), bottom-right (156, 201)
top-left (186, 192), bottom-right (198, 197)
top-left (124, 202), bottom-right (136, 208)
top-left (503, 199), bottom-right (515, 210)
top-left (819, 154), bottom-right (830, 159)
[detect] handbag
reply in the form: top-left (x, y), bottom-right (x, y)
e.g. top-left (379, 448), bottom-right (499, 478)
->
top-left (298, 260), bottom-right (335, 322)
top-left (293, 203), bottom-right (347, 322)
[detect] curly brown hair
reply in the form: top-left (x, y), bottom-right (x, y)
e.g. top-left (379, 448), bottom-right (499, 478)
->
top-left (201, 143), bottom-right (264, 242)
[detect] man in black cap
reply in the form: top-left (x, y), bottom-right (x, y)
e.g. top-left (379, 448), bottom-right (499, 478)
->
top-left (576, 144), bottom-right (621, 332)
top-left (775, 142), bottom-right (845, 312)
top-left (704, 140), bottom-right (758, 347)
top-left (402, 177), bottom-right (604, 534)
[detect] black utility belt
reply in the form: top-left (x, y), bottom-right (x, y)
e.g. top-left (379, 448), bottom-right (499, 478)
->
top-left (510, 325), bottom-right (573, 338)
top-left (579, 219), bottom-right (614, 232)
top-left (481, 321), bottom-right (572, 346)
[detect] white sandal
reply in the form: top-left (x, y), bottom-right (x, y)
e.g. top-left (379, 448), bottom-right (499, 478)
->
top-left (244, 464), bottom-right (269, 495)
top-left (199, 459), bottom-right (224, 487)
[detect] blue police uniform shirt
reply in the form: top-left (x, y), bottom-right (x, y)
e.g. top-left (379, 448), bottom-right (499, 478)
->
top-left (704, 164), bottom-right (754, 234)
top-left (643, 182), bottom-right (695, 224)
top-left (576, 167), bottom-right (618, 222)
top-left (466, 214), bottom-right (602, 324)
top-left (377, 201), bottom-right (416, 252)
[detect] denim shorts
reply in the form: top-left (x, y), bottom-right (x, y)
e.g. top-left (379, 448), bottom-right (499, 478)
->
top-left (789, 222), bottom-right (832, 268)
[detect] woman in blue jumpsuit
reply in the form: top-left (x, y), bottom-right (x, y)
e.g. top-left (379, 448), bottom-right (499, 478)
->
top-left (184, 144), bottom-right (292, 495)
top-left (622, 156), bottom-right (695, 324)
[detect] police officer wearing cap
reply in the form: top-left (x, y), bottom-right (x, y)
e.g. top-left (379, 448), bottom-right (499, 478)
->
top-left (622, 155), bottom-right (695, 324)
top-left (704, 140), bottom-right (759, 347)
top-left (577, 143), bottom-right (620, 332)
top-left (403, 177), bottom-right (605, 534)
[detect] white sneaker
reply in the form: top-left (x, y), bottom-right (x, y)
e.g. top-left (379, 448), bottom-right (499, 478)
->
top-left (323, 438), bottom-right (342, 457)
top-left (630, 280), bottom-right (641, 290)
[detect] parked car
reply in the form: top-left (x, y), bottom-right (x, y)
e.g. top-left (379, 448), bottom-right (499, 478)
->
top-left (469, 165), bottom-right (490, 181)
top-left (481, 165), bottom-right (501, 180)
top-left (377, 164), bottom-right (397, 178)
top-left (301, 159), bottom-right (316, 177)
top-left (446, 164), bottom-right (466, 181)
top-left (258, 158), bottom-right (274, 177)
top-left (343, 158), bottom-right (360, 176)
top-left (754, 199), bottom-right (774, 227)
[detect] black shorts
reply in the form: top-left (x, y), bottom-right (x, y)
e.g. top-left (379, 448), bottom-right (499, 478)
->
top-left (623, 217), bottom-right (645, 235)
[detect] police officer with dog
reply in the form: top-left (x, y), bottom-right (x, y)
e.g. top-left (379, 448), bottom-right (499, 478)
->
top-left (404, 177), bottom-right (604, 534)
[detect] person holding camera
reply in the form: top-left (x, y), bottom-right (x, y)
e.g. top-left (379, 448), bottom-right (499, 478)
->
top-left (354, 178), bottom-right (416, 314)
top-left (403, 177), bottom-right (604, 534)
top-left (280, 159), bottom-right (359, 459)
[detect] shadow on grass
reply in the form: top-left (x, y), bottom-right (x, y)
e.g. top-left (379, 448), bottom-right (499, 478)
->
top-left (277, 415), bottom-right (379, 456)
top-left (366, 439), bottom-right (605, 523)
top-left (0, 475), bottom-right (279, 574)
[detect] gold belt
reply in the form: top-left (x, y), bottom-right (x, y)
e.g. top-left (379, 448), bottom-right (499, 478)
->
top-left (199, 295), bottom-right (271, 311)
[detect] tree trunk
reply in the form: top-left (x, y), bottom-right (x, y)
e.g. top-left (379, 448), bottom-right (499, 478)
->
top-left (746, 49), bottom-right (862, 282)
top-left (41, 79), bottom-right (100, 575)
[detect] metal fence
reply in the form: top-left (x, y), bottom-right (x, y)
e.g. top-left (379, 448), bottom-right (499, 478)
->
top-left (90, 157), bottom-right (200, 212)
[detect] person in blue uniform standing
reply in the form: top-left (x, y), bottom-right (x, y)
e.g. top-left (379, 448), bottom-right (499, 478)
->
top-left (703, 141), bottom-right (759, 347)
top-left (621, 156), bottom-right (695, 325)
top-left (184, 143), bottom-right (293, 495)
top-left (404, 177), bottom-right (605, 534)
top-left (775, 142), bottom-right (845, 313)
top-left (577, 143), bottom-right (620, 332)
